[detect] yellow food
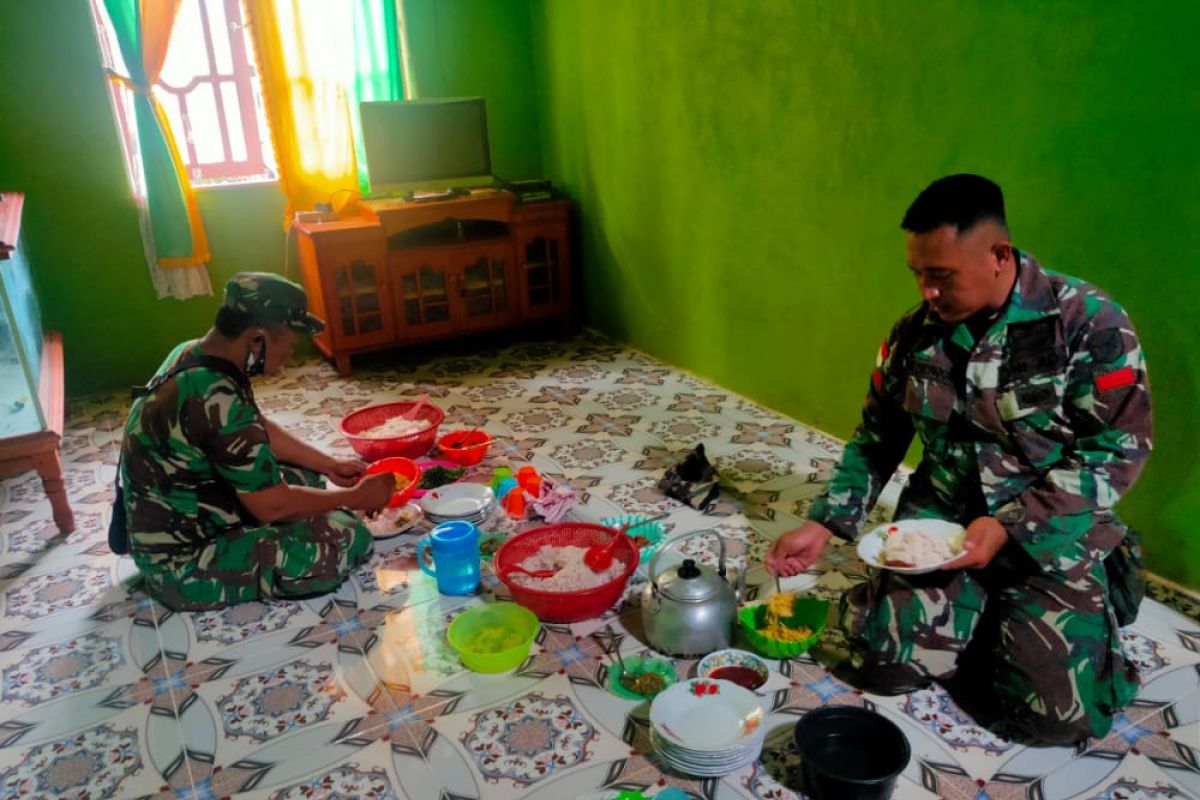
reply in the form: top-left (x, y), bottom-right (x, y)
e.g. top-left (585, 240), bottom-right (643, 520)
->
top-left (760, 592), bottom-right (813, 642)
top-left (465, 627), bottom-right (525, 654)
top-left (394, 474), bottom-right (412, 491)
top-left (619, 671), bottom-right (665, 696)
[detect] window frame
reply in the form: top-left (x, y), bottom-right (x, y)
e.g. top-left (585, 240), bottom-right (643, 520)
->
top-left (90, 0), bottom-right (277, 193)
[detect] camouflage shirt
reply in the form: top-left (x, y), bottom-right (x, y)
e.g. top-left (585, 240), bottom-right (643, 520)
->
top-left (809, 251), bottom-right (1153, 575)
top-left (120, 341), bottom-right (284, 565)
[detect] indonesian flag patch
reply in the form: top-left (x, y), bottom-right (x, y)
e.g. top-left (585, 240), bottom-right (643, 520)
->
top-left (870, 339), bottom-right (889, 391)
top-left (1096, 366), bottom-right (1136, 392)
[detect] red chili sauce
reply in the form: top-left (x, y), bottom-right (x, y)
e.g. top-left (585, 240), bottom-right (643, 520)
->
top-left (708, 665), bottom-right (765, 690)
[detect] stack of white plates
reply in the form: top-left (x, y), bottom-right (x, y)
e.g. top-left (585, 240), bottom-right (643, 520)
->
top-left (419, 483), bottom-right (496, 526)
top-left (648, 678), bottom-right (766, 777)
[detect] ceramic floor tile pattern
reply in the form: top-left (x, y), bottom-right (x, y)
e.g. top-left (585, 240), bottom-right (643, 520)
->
top-left (0, 331), bottom-right (1197, 800)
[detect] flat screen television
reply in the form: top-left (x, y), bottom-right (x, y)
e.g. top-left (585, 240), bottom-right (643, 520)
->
top-left (360, 97), bottom-right (492, 195)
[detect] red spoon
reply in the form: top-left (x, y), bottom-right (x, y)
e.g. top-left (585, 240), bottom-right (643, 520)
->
top-left (402, 393), bottom-right (430, 421)
top-left (584, 513), bottom-right (670, 572)
top-left (504, 564), bottom-right (557, 580)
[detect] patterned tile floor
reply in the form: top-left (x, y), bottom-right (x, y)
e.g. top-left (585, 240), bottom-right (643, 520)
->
top-left (0, 331), bottom-right (1197, 800)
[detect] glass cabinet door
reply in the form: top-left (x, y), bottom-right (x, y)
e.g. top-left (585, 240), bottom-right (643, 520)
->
top-left (391, 250), bottom-right (457, 339)
top-left (329, 248), bottom-right (392, 348)
top-left (455, 244), bottom-right (515, 332)
top-left (516, 225), bottom-right (570, 319)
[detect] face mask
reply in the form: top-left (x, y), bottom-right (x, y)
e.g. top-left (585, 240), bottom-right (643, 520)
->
top-left (245, 334), bottom-right (268, 377)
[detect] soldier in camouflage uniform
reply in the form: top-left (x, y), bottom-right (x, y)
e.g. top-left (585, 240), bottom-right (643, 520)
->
top-left (118, 273), bottom-right (394, 610)
top-left (766, 175), bottom-right (1152, 745)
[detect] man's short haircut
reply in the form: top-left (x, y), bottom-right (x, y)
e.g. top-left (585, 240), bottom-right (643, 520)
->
top-left (214, 306), bottom-right (254, 338)
top-left (901, 174), bottom-right (1007, 235)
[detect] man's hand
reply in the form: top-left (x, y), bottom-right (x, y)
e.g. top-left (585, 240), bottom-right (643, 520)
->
top-left (765, 521), bottom-right (834, 577)
top-left (353, 473), bottom-right (395, 515)
top-left (941, 516), bottom-right (1008, 570)
top-left (326, 456), bottom-right (368, 488)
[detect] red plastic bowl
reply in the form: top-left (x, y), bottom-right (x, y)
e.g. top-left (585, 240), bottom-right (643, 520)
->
top-left (437, 430), bottom-right (493, 466)
top-left (340, 401), bottom-right (445, 460)
top-left (365, 456), bottom-right (421, 508)
top-left (493, 523), bottom-right (639, 623)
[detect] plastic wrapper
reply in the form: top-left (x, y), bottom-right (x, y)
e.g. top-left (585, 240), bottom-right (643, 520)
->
top-left (657, 444), bottom-right (720, 512)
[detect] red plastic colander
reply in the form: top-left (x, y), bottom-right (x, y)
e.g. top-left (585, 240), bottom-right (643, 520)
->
top-left (339, 401), bottom-right (445, 461)
top-left (493, 523), bottom-right (639, 623)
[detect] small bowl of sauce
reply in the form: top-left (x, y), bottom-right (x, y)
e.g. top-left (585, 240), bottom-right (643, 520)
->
top-left (697, 648), bottom-right (769, 691)
top-left (607, 653), bottom-right (677, 700)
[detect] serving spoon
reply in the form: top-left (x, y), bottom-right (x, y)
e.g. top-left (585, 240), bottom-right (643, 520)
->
top-left (402, 393), bottom-right (430, 421)
top-left (584, 512), bottom-right (671, 572)
top-left (502, 564), bottom-right (557, 580)
top-left (448, 423), bottom-right (488, 448)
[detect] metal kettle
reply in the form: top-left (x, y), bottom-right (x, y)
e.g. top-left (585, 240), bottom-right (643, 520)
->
top-left (641, 530), bottom-right (740, 657)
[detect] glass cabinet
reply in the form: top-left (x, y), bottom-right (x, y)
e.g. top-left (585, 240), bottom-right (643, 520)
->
top-left (0, 192), bottom-right (73, 532)
top-left (0, 208), bottom-right (44, 439)
top-left (295, 193), bottom-right (573, 374)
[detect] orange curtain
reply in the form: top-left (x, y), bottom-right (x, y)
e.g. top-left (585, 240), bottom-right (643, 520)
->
top-left (245, 0), bottom-right (363, 225)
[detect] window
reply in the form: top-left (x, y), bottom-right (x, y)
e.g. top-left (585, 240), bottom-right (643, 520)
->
top-left (91, 0), bottom-right (277, 192)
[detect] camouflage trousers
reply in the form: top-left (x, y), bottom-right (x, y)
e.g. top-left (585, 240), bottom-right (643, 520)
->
top-left (138, 465), bottom-right (373, 611)
top-left (839, 540), bottom-right (1138, 745)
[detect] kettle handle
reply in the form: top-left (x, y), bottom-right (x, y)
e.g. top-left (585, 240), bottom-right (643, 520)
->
top-left (648, 529), bottom-right (728, 595)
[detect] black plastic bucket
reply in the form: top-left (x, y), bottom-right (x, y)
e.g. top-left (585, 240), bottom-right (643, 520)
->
top-left (793, 706), bottom-right (911, 800)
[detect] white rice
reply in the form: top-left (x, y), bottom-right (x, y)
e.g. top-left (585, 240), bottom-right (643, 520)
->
top-left (357, 416), bottom-right (432, 439)
top-left (882, 529), bottom-right (957, 567)
top-left (510, 544), bottom-right (625, 591)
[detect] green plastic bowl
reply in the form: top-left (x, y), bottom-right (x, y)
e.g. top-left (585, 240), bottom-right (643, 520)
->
top-left (447, 602), bottom-right (540, 673)
top-left (601, 514), bottom-right (667, 566)
top-left (478, 532), bottom-right (506, 562)
top-left (606, 653), bottom-right (678, 700)
top-left (738, 595), bottom-right (829, 659)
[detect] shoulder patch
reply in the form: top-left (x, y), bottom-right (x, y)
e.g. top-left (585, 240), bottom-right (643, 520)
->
top-left (1088, 328), bottom-right (1124, 364)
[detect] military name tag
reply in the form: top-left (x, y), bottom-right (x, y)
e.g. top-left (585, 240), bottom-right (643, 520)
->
top-left (909, 359), bottom-right (952, 384)
top-left (998, 382), bottom-right (1058, 419)
top-left (1015, 383), bottom-right (1057, 408)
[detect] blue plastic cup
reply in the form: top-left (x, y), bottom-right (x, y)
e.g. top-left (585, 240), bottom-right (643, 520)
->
top-left (418, 520), bottom-right (481, 595)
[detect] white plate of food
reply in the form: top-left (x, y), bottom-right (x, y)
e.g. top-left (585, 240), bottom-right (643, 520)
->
top-left (420, 483), bottom-right (495, 519)
top-left (365, 503), bottom-right (422, 540)
top-left (857, 518), bottom-right (967, 574)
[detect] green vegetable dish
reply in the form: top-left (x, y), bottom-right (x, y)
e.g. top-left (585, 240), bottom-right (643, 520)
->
top-left (419, 465), bottom-right (466, 490)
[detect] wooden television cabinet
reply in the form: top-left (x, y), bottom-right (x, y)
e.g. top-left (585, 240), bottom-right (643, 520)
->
top-left (294, 190), bottom-right (572, 375)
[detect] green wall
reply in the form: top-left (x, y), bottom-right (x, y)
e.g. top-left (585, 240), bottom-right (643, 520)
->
top-left (0, 0), bottom-right (541, 394)
top-left (0, 1), bottom-right (293, 395)
top-left (3, 0), bottom-right (1196, 586)
top-left (530, 0), bottom-right (1200, 586)
top-left (403, 0), bottom-right (542, 181)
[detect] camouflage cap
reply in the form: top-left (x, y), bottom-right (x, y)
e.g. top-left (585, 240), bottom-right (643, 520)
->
top-left (223, 272), bottom-right (324, 334)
